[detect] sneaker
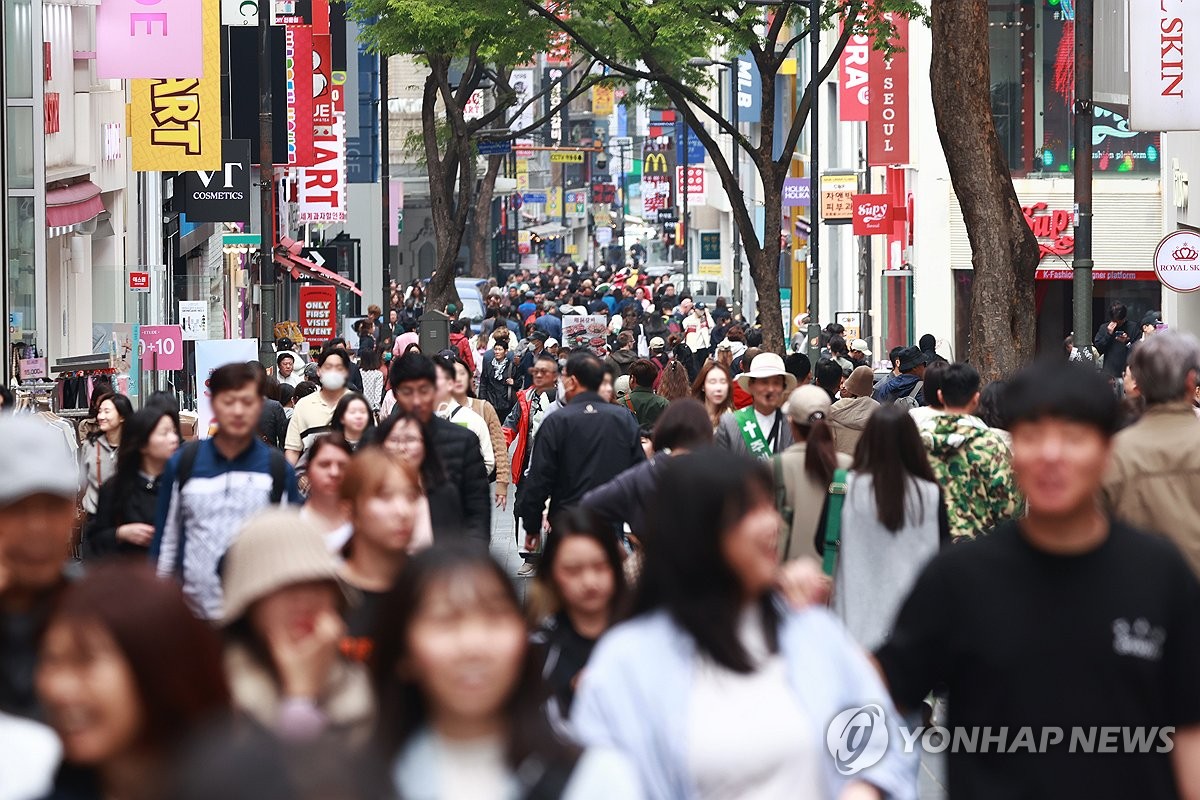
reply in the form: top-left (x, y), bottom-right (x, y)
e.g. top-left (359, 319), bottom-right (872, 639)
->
top-left (517, 561), bottom-right (536, 577)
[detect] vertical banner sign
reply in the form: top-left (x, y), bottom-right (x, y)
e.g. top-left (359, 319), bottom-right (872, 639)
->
top-left (285, 25), bottom-right (316, 166)
top-left (298, 286), bottom-right (338, 346)
top-left (96, 0), bottom-right (202, 79)
top-left (676, 166), bottom-right (706, 205)
top-left (195, 339), bottom-right (259, 437)
top-left (313, 33), bottom-right (334, 138)
top-left (130, 0), bottom-right (221, 170)
top-left (592, 85), bottom-right (615, 116)
top-left (838, 16), bottom-right (871, 122)
top-left (389, 179), bottom-right (404, 246)
top-left (511, 70), bottom-right (536, 132)
top-left (868, 15), bottom-right (910, 166)
top-left (1129, 1), bottom-right (1198, 130)
top-left (782, 177), bottom-right (811, 207)
top-left (735, 53), bottom-right (762, 124)
top-left (297, 94), bottom-right (346, 221)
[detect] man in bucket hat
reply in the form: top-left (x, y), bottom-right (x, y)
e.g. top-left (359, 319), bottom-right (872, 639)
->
top-left (715, 352), bottom-right (798, 459)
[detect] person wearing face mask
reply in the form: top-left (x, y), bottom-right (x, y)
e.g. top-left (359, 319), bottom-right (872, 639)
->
top-left (285, 349), bottom-right (353, 466)
top-left (84, 407), bottom-right (181, 560)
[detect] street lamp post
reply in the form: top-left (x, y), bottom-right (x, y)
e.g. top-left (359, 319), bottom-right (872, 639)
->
top-left (688, 57), bottom-right (741, 316)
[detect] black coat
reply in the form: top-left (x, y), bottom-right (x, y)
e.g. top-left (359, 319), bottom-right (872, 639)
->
top-left (1094, 320), bottom-right (1137, 377)
top-left (517, 391), bottom-right (645, 534)
top-left (258, 398), bottom-right (289, 450)
top-left (427, 416), bottom-right (492, 545)
top-left (479, 352), bottom-right (516, 420)
top-left (83, 475), bottom-right (160, 559)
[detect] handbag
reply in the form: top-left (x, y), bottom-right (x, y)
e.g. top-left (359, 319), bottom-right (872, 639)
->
top-left (820, 468), bottom-right (850, 577)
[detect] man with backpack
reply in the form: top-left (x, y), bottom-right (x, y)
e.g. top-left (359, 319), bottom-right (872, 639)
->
top-left (873, 346), bottom-right (927, 408)
top-left (152, 362), bottom-right (303, 621)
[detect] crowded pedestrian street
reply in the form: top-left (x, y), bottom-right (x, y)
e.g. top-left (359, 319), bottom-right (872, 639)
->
top-left (5, 0), bottom-right (1200, 798)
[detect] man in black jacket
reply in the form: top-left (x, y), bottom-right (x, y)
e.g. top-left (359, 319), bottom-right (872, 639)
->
top-left (389, 353), bottom-right (491, 545)
top-left (1093, 301), bottom-right (1138, 380)
top-left (517, 352), bottom-right (644, 553)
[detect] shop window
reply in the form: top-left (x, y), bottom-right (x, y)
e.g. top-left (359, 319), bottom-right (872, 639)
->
top-left (4, 0), bottom-right (33, 99)
top-left (6, 197), bottom-right (37, 345)
top-left (5, 107), bottom-right (35, 189)
top-left (990, 0), bottom-right (1159, 178)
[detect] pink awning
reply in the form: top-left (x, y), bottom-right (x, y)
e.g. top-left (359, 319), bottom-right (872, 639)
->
top-left (46, 181), bottom-right (104, 228)
top-left (273, 252), bottom-right (362, 296)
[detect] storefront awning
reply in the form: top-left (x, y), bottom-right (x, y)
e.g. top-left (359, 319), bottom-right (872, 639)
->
top-left (273, 252), bottom-right (362, 296)
top-left (46, 181), bottom-right (104, 229)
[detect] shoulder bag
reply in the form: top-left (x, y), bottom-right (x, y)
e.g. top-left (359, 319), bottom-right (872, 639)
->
top-left (820, 468), bottom-right (850, 577)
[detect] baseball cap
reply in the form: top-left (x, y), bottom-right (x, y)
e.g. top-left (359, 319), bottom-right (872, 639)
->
top-left (545, 338), bottom-right (559, 349)
top-left (850, 338), bottom-right (872, 357)
top-left (649, 337), bottom-right (666, 350)
top-left (0, 416), bottom-right (80, 507)
top-left (785, 384), bottom-right (833, 425)
top-left (1142, 310), bottom-right (1164, 327)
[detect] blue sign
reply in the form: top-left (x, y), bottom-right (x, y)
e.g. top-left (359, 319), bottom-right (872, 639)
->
top-left (676, 121), bottom-right (706, 165)
top-left (477, 139), bottom-right (512, 156)
top-left (523, 192), bottom-right (548, 203)
top-left (736, 53), bottom-right (762, 124)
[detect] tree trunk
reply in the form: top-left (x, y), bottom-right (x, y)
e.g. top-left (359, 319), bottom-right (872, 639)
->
top-left (753, 167), bottom-right (786, 355)
top-left (469, 155), bottom-right (504, 279)
top-left (931, 0), bottom-right (1039, 381)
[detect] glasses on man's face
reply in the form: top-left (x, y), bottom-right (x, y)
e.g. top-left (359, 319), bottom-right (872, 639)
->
top-left (530, 368), bottom-right (556, 375)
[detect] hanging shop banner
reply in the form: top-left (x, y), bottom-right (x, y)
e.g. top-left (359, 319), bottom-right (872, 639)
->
top-left (313, 33), bottom-right (334, 136)
top-left (297, 96), bottom-right (347, 222)
top-left (96, 0), bottom-right (202, 79)
top-left (179, 300), bottom-right (210, 341)
top-left (700, 230), bottom-right (721, 262)
top-left (782, 177), bottom-right (811, 208)
top-left (129, 0), bottom-right (221, 171)
top-left (179, 140), bottom-right (252, 222)
top-left (299, 286), bottom-right (338, 345)
top-left (511, 71), bottom-right (536, 132)
top-left (138, 326), bottom-right (185, 371)
top-left (820, 173), bottom-right (858, 222)
top-left (852, 194), bottom-right (893, 235)
top-left (1130, 3), bottom-right (1199, 130)
top-left (285, 25), bottom-right (316, 166)
top-left (676, 166), bottom-right (706, 205)
top-left (868, 14), bottom-right (910, 166)
top-left (839, 16), bottom-right (871, 122)
top-left (735, 53), bottom-right (762, 124)
top-left (195, 338), bottom-right (259, 437)
top-left (592, 85), bottom-right (616, 117)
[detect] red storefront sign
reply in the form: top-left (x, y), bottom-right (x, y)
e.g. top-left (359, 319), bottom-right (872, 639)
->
top-left (852, 194), bottom-right (892, 235)
top-left (128, 271), bottom-right (151, 292)
top-left (1022, 202), bottom-right (1075, 261)
top-left (868, 14), bottom-right (909, 166)
top-left (284, 25), bottom-right (315, 166)
top-left (298, 285), bottom-right (337, 346)
top-left (838, 16), bottom-right (870, 122)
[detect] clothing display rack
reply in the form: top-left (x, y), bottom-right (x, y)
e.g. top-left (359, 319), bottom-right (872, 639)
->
top-left (51, 354), bottom-right (116, 412)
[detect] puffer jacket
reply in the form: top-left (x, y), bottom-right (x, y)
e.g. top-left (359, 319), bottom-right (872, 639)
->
top-left (829, 396), bottom-right (880, 457)
top-left (919, 414), bottom-right (1019, 541)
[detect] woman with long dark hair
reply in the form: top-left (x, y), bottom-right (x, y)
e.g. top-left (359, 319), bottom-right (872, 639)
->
top-left (330, 392), bottom-right (376, 451)
top-left (78, 393), bottom-right (133, 521)
top-left (372, 544), bottom-right (641, 798)
top-left (654, 360), bottom-right (691, 403)
top-left (37, 563), bottom-right (230, 800)
top-left (776, 385), bottom-right (852, 562)
top-left (84, 405), bottom-right (180, 559)
top-left (573, 451), bottom-right (912, 800)
top-left (817, 405), bottom-right (949, 650)
top-left (375, 411), bottom-right (462, 539)
top-left (530, 508), bottom-right (627, 726)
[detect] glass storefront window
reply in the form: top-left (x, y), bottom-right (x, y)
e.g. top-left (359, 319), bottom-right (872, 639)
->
top-left (990, 0), bottom-right (1159, 177)
top-left (5, 107), bottom-right (35, 189)
top-left (6, 197), bottom-right (38, 345)
top-left (4, 0), bottom-right (34, 99)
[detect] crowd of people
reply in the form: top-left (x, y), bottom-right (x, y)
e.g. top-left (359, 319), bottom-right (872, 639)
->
top-left (1, 268), bottom-right (1200, 800)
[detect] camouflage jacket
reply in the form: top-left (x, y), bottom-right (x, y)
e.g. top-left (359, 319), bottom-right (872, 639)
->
top-left (920, 413), bottom-right (1019, 540)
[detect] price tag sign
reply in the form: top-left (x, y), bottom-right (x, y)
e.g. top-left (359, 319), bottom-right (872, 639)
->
top-left (137, 325), bottom-right (184, 370)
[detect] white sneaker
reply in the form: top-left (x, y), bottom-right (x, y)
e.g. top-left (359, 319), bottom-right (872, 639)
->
top-left (517, 561), bottom-right (536, 577)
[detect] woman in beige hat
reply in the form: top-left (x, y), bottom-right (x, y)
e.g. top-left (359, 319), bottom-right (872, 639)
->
top-left (221, 508), bottom-right (374, 749)
top-left (776, 385), bottom-right (852, 562)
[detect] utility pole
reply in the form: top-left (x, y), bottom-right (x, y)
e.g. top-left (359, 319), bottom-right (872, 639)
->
top-left (805, 0), bottom-right (821, 358)
top-left (257, 4), bottom-right (276, 366)
top-left (619, 143), bottom-right (627, 265)
top-left (680, 115), bottom-right (690, 285)
top-left (1072, 0), bottom-right (1094, 343)
top-left (380, 54), bottom-right (392, 320)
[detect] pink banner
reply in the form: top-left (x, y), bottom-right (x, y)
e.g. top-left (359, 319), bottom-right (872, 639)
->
top-left (389, 179), bottom-right (404, 246)
top-left (96, 0), bottom-right (202, 79)
top-left (137, 325), bottom-right (184, 370)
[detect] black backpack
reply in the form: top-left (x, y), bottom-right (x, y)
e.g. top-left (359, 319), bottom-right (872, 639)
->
top-left (170, 440), bottom-right (287, 578)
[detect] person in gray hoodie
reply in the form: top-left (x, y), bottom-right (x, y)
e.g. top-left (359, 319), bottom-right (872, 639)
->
top-left (829, 365), bottom-right (880, 457)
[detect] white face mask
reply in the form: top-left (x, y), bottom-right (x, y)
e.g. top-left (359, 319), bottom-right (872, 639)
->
top-left (321, 371), bottom-right (347, 391)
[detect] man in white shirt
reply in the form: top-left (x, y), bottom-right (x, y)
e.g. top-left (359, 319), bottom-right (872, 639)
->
top-left (433, 356), bottom-right (495, 475)
top-left (682, 302), bottom-right (715, 362)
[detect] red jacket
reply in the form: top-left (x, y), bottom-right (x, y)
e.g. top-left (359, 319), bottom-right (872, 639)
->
top-left (503, 387), bottom-right (535, 486)
top-left (450, 332), bottom-right (475, 373)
